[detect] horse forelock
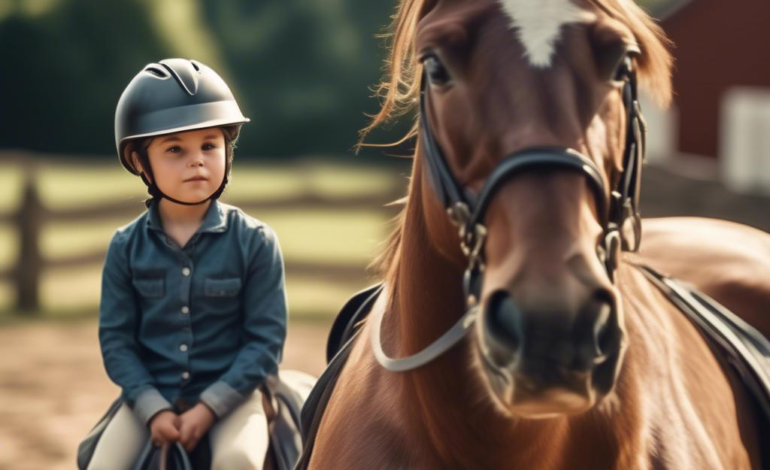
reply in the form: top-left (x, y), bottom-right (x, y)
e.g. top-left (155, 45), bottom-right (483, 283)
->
top-left (497, 0), bottom-right (596, 68)
top-left (360, 0), bottom-right (671, 147)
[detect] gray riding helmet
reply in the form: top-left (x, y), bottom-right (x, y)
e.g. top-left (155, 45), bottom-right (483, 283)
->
top-left (115, 58), bottom-right (249, 175)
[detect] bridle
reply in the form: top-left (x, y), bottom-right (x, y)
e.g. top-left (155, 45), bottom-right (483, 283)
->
top-left (371, 57), bottom-right (647, 373)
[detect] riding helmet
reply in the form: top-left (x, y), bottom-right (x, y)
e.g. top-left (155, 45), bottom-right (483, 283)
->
top-left (115, 58), bottom-right (249, 175)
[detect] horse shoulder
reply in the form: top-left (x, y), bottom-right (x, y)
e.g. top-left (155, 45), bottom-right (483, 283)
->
top-left (308, 319), bottom-right (425, 470)
top-left (636, 217), bottom-right (770, 337)
top-left (617, 265), bottom-right (756, 470)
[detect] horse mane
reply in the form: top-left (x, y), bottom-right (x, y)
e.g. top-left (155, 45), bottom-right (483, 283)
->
top-left (365, 0), bottom-right (673, 280)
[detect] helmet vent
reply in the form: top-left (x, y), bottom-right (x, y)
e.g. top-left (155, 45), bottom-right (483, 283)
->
top-left (144, 65), bottom-right (170, 79)
top-left (160, 59), bottom-right (199, 96)
top-left (191, 60), bottom-right (202, 72)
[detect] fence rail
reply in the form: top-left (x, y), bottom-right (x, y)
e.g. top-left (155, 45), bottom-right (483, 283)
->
top-left (0, 160), bottom-right (401, 313)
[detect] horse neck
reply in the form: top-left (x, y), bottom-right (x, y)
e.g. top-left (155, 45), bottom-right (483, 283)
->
top-left (384, 159), bottom-right (584, 468)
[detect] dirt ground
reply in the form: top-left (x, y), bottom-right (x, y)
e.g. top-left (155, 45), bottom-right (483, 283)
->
top-left (0, 319), bottom-right (330, 470)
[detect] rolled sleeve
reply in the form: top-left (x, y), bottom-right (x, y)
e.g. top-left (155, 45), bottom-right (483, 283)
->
top-left (201, 226), bottom-right (287, 418)
top-left (99, 233), bottom-right (161, 411)
top-left (134, 387), bottom-right (173, 425)
top-left (199, 380), bottom-right (244, 419)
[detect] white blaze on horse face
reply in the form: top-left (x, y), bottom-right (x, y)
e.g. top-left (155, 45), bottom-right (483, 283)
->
top-left (497, 0), bottom-right (596, 67)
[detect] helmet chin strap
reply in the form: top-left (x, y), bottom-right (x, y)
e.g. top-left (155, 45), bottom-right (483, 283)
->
top-left (138, 154), bottom-right (229, 207)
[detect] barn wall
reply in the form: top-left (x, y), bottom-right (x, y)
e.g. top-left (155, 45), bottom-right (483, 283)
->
top-left (662, 0), bottom-right (770, 158)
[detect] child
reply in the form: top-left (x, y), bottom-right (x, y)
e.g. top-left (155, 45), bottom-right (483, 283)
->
top-left (84, 59), bottom-right (287, 470)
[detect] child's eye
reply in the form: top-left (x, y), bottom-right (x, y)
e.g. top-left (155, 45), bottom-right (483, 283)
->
top-left (167, 146), bottom-right (182, 154)
top-left (202, 143), bottom-right (216, 151)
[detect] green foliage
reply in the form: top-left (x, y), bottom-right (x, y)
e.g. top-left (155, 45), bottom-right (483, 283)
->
top-left (197, 0), bottom-right (406, 157)
top-left (0, 0), bottom-right (409, 159)
top-left (0, 0), bottom-right (176, 154)
top-left (634, 0), bottom-right (674, 15)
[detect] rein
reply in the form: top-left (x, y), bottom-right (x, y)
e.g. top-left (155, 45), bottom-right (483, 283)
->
top-left (371, 61), bottom-right (648, 373)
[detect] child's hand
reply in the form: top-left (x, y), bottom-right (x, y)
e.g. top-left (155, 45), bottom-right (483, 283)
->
top-left (178, 403), bottom-right (216, 452)
top-left (148, 410), bottom-right (181, 447)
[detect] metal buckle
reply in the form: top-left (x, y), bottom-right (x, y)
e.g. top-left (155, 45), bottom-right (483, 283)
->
top-left (464, 224), bottom-right (487, 264)
top-left (447, 203), bottom-right (488, 305)
top-left (462, 224), bottom-right (487, 306)
top-left (447, 202), bottom-right (487, 266)
top-left (447, 202), bottom-right (471, 228)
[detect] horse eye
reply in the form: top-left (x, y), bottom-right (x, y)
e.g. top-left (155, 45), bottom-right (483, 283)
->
top-left (423, 55), bottom-right (451, 86)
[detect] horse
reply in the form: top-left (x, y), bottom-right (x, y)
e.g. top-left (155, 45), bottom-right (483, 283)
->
top-left (302, 0), bottom-right (769, 468)
top-left (637, 218), bottom-right (770, 339)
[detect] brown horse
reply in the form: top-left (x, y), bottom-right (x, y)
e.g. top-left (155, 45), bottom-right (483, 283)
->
top-left (308, 0), bottom-right (767, 468)
top-left (637, 218), bottom-right (770, 339)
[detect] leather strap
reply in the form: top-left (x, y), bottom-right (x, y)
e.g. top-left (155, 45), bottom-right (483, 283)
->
top-left (132, 442), bottom-right (193, 470)
top-left (418, 66), bottom-right (646, 258)
top-left (327, 284), bottom-right (384, 362)
top-left (466, 148), bottom-right (608, 230)
top-left (371, 302), bottom-right (479, 372)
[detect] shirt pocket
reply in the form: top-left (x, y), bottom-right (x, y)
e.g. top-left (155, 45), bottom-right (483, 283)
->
top-left (203, 277), bottom-right (242, 314)
top-left (132, 277), bottom-right (165, 298)
top-left (204, 278), bottom-right (242, 297)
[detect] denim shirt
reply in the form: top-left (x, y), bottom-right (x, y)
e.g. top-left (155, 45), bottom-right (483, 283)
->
top-left (99, 199), bottom-right (287, 425)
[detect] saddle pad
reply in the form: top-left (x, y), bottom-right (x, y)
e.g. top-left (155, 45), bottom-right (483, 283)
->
top-left (263, 370), bottom-right (316, 470)
top-left (326, 284), bottom-right (384, 362)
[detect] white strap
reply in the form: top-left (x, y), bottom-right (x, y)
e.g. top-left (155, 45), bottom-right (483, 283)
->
top-left (370, 303), bottom-right (478, 372)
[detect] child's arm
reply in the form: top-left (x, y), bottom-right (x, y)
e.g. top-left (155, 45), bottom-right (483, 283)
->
top-left (99, 232), bottom-right (174, 425)
top-left (199, 225), bottom-right (287, 419)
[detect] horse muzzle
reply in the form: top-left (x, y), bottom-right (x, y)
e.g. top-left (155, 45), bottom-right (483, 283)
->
top-left (477, 288), bottom-right (625, 418)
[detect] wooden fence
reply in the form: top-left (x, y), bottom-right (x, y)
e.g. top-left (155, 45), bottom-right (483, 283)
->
top-left (0, 155), bottom-right (402, 313)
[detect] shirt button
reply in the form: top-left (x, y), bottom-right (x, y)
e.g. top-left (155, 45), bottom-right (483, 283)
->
top-left (180, 344), bottom-right (188, 352)
top-left (181, 371), bottom-right (190, 380)
top-left (181, 306), bottom-right (190, 314)
top-left (182, 267), bottom-right (191, 277)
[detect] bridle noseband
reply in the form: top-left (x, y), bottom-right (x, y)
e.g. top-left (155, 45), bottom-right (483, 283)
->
top-left (372, 61), bottom-right (647, 373)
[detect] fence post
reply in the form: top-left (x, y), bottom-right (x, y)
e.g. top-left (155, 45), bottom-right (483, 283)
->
top-left (16, 174), bottom-right (43, 314)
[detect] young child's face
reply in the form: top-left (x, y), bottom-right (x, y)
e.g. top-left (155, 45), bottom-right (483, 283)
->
top-left (135, 128), bottom-right (227, 204)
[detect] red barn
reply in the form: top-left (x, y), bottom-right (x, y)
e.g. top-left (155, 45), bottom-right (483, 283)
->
top-left (654, 0), bottom-right (770, 160)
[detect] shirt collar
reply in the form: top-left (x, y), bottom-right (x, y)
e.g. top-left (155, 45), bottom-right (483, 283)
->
top-left (146, 199), bottom-right (228, 234)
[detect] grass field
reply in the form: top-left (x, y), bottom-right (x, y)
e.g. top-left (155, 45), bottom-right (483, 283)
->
top-left (0, 157), bottom-right (409, 320)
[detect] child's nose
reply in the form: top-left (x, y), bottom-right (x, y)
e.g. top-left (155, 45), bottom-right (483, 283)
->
top-left (188, 154), bottom-right (204, 167)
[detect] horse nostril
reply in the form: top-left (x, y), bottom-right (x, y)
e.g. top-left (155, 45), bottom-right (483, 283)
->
top-left (588, 289), bottom-right (616, 359)
top-left (484, 290), bottom-right (523, 352)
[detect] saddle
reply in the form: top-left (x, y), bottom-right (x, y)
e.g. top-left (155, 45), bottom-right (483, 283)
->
top-left (296, 269), bottom-right (770, 469)
top-left (76, 370), bottom-right (314, 470)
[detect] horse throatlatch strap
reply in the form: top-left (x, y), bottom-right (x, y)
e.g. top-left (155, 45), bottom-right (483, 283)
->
top-left (611, 68), bottom-right (646, 252)
top-left (370, 298), bottom-right (480, 373)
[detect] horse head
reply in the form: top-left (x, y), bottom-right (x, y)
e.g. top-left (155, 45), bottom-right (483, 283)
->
top-left (367, 0), bottom-right (673, 419)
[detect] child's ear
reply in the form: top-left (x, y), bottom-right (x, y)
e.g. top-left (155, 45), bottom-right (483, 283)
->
top-left (131, 151), bottom-right (152, 182)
